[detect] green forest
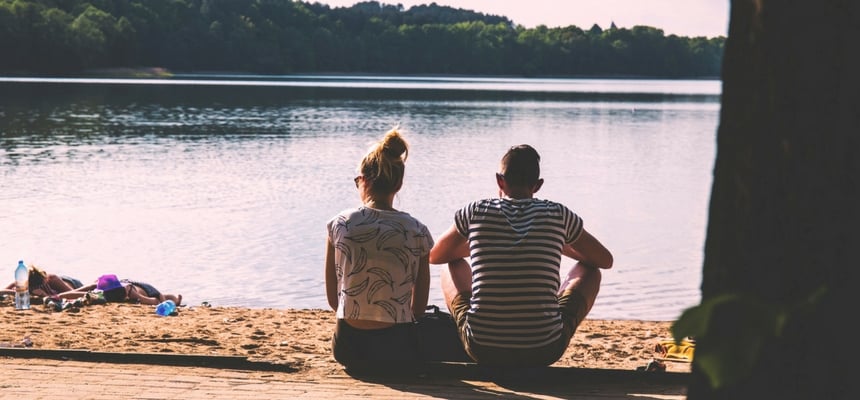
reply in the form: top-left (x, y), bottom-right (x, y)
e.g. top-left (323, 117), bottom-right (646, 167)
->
top-left (0, 0), bottom-right (725, 77)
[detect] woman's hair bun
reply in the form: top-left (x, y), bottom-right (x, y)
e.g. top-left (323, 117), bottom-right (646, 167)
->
top-left (381, 127), bottom-right (408, 161)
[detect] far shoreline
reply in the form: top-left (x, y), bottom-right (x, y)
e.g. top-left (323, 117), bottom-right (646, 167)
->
top-left (3, 67), bottom-right (720, 81)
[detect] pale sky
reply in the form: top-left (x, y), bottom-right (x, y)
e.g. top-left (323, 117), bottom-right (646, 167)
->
top-left (314, 0), bottom-right (729, 38)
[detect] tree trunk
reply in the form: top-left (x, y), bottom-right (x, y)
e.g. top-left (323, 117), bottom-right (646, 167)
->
top-left (691, 0), bottom-right (859, 398)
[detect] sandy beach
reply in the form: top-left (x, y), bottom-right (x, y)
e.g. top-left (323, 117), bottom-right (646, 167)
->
top-left (0, 296), bottom-right (691, 378)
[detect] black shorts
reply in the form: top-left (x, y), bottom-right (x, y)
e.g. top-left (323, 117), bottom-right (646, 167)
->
top-left (123, 280), bottom-right (161, 298)
top-left (331, 319), bottom-right (421, 372)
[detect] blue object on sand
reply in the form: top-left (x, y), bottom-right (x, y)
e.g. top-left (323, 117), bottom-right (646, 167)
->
top-left (155, 300), bottom-right (176, 316)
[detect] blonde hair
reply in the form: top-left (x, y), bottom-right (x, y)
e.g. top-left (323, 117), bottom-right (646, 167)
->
top-left (358, 127), bottom-right (409, 194)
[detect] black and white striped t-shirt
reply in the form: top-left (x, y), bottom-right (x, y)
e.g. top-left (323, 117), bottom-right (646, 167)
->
top-left (454, 197), bottom-right (583, 349)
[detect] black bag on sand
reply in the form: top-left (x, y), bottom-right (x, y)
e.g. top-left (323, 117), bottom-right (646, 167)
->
top-left (415, 305), bottom-right (472, 362)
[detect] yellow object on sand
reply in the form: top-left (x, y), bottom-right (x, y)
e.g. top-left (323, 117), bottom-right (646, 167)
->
top-left (655, 338), bottom-right (695, 362)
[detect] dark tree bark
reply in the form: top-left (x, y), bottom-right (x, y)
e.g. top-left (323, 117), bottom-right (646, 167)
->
top-left (690, 0), bottom-right (859, 398)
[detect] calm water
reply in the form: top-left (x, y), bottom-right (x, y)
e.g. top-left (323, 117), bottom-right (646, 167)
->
top-left (0, 75), bottom-right (720, 321)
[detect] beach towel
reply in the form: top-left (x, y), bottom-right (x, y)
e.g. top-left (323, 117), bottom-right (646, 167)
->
top-left (655, 337), bottom-right (696, 362)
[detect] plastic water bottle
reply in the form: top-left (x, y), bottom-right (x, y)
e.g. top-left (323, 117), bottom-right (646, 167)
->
top-left (14, 260), bottom-right (30, 310)
top-left (155, 299), bottom-right (176, 316)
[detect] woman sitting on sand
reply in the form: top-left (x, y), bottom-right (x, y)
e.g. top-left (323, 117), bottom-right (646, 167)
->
top-left (324, 127), bottom-right (433, 371)
top-left (59, 274), bottom-right (181, 306)
top-left (1, 264), bottom-right (84, 299)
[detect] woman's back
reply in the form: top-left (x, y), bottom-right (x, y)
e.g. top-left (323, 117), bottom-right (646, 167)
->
top-left (328, 207), bottom-right (433, 323)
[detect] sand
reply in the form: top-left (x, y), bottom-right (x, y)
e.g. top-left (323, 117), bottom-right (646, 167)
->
top-left (0, 297), bottom-right (691, 378)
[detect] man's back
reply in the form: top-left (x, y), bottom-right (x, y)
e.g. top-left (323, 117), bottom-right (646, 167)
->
top-left (429, 144), bottom-right (612, 367)
top-left (455, 197), bottom-right (583, 348)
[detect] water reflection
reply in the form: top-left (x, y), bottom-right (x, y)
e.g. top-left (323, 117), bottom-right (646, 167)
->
top-left (0, 76), bottom-right (718, 320)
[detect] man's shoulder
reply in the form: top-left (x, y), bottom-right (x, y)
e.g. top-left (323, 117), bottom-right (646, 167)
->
top-left (534, 198), bottom-right (569, 208)
top-left (460, 198), bottom-right (499, 209)
top-left (531, 199), bottom-right (579, 218)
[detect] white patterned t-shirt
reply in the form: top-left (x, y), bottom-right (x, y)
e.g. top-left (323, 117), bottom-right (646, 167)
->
top-left (327, 207), bottom-right (434, 323)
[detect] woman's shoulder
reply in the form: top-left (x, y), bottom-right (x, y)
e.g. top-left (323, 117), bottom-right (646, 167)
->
top-left (326, 207), bottom-right (362, 226)
top-left (387, 210), bottom-right (431, 229)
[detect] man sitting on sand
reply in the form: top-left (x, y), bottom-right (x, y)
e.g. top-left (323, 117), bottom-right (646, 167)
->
top-left (429, 144), bottom-right (613, 367)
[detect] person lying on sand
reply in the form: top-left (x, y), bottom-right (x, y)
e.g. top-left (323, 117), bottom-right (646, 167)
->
top-left (59, 274), bottom-right (181, 306)
top-left (1, 264), bottom-right (83, 299)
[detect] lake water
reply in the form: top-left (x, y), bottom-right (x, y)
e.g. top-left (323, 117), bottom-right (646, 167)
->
top-left (0, 75), bottom-right (720, 321)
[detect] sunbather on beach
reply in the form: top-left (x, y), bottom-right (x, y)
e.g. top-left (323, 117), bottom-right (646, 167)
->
top-left (1, 264), bottom-right (83, 299)
top-left (325, 127), bottom-right (433, 371)
top-left (59, 274), bottom-right (181, 306)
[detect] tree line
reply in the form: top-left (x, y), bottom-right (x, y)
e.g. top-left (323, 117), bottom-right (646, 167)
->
top-left (0, 0), bottom-right (725, 77)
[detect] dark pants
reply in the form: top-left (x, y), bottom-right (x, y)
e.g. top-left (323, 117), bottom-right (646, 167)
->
top-left (331, 319), bottom-right (421, 373)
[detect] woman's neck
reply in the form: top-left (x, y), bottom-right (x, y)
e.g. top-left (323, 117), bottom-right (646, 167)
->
top-left (363, 192), bottom-right (396, 210)
top-left (365, 199), bottom-right (395, 211)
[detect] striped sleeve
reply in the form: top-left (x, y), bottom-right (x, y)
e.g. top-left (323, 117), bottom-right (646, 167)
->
top-left (562, 205), bottom-right (584, 244)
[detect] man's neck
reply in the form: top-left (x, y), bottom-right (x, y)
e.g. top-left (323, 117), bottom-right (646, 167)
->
top-left (502, 191), bottom-right (533, 200)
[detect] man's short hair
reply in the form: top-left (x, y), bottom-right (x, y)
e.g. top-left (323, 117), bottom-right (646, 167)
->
top-left (499, 144), bottom-right (540, 186)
